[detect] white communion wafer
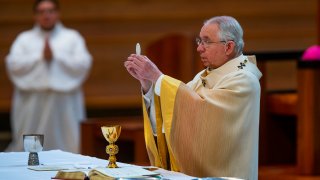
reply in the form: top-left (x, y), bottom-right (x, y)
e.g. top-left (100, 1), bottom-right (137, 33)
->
top-left (136, 43), bottom-right (141, 55)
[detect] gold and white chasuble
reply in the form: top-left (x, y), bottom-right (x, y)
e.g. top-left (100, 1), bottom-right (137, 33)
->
top-left (142, 55), bottom-right (262, 180)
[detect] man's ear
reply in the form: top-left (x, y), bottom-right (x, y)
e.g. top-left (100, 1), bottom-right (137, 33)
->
top-left (224, 41), bottom-right (235, 56)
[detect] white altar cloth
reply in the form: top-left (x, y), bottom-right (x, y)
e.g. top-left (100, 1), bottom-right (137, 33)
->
top-left (0, 150), bottom-right (194, 180)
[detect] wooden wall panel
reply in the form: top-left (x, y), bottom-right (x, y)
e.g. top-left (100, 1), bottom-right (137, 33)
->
top-left (0, 0), bottom-right (317, 111)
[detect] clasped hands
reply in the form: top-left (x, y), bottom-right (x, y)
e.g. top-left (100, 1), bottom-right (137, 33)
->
top-left (43, 35), bottom-right (53, 62)
top-left (124, 54), bottom-right (163, 93)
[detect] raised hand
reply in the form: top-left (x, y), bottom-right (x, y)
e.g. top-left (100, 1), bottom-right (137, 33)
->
top-left (124, 54), bottom-right (162, 93)
top-left (125, 54), bottom-right (162, 82)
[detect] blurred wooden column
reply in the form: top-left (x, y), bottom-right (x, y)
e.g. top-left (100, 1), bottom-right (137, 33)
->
top-left (297, 0), bottom-right (320, 174)
top-left (318, 0), bottom-right (320, 43)
top-left (297, 61), bottom-right (320, 175)
top-left (146, 34), bottom-right (196, 82)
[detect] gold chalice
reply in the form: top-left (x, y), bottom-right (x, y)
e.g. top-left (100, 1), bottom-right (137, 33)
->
top-left (101, 125), bottom-right (121, 168)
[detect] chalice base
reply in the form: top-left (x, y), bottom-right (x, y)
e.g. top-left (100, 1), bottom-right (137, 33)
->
top-left (107, 155), bottom-right (118, 168)
top-left (28, 152), bottom-right (40, 166)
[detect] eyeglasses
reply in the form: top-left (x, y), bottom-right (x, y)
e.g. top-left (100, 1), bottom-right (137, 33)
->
top-left (195, 37), bottom-right (232, 47)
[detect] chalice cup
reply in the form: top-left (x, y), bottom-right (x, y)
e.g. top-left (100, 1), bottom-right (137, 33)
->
top-left (101, 125), bottom-right (121, 168)
top-left (23, 134), bottom-right (44, 166)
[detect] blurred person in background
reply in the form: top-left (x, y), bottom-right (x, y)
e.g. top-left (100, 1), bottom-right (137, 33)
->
top-left (5, 0), bottom-right (92, 153)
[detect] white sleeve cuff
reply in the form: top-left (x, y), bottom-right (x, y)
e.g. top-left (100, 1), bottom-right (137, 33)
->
top-left (142, 85), bottom-right (153, 109)
top-left (154, 74), bottom-right (164, 96)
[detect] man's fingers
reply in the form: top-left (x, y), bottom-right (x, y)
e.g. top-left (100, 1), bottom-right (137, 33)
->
top-left (125, 64), bottom-right (142, 80)
top-left (125, 60), bottom-right (144, 76)
top-left (127, 55), bottom-right (145, 69)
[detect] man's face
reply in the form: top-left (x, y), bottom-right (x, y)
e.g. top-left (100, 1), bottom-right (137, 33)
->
top-left (197, 23), bottom-right (229, 69)
top-left (34, 1), bottom-right (59, 31)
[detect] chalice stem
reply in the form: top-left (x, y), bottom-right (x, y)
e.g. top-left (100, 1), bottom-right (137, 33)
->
top-left (106, 143), bottom-right (119, 168)
top-left (108, 154), bottom-right (118, 168)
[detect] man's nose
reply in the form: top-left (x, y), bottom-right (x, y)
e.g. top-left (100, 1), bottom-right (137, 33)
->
top-left (197, 44), bottom-right (204, 52)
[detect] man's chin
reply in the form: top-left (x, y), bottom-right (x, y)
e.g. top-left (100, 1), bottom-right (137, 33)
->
top-left (40, 25), bottom-right (55, 31)
top-left (201, 61), bottom-right (209, 67)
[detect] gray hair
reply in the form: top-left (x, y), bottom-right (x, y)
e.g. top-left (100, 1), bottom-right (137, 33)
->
top-left (204, 16), bottom-right (244, 56)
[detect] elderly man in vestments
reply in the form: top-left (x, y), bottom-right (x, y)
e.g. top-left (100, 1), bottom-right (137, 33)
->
top-left (5, 0), bottom-right (92, 153)
top-left (125, 16), bottom-right (262, 179)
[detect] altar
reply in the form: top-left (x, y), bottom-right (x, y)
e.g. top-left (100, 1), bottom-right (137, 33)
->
top-left (0, 150), bottom-right (194, 179)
